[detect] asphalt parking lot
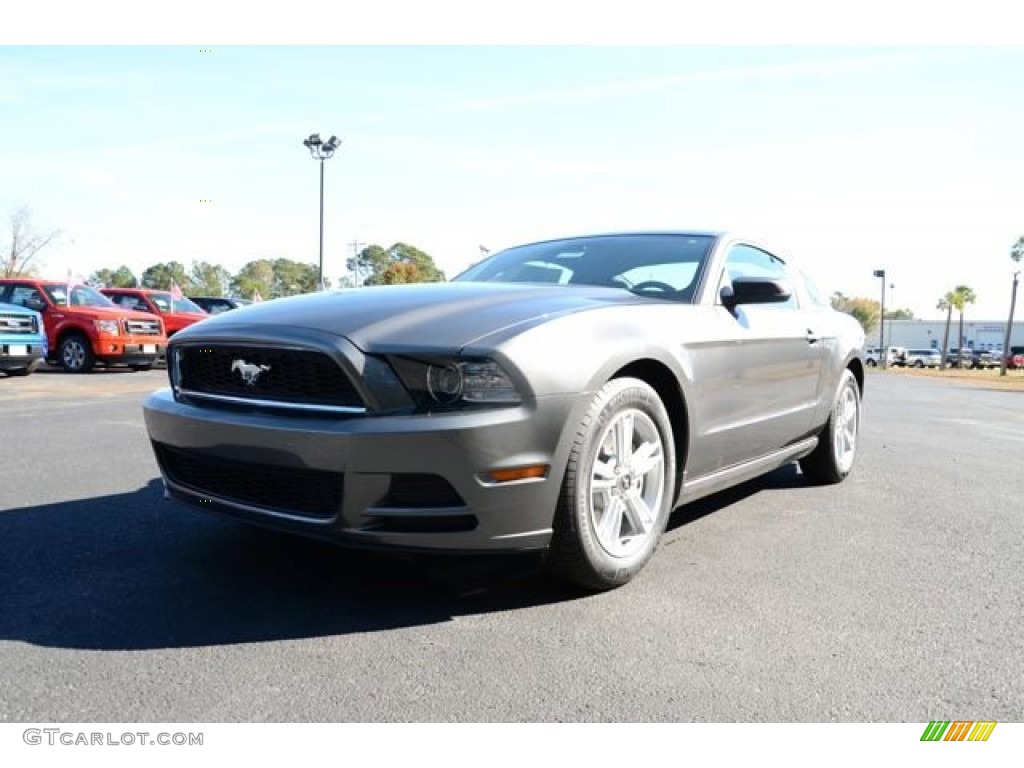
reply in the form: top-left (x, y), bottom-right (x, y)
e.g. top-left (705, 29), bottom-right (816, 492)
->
top-left (1, 368), bottom-right (1022, 722)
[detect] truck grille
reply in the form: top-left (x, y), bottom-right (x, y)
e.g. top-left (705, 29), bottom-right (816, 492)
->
top-left (0, 313), bottom-right (37, 334)
top-left (125, 319), bottom-right (162, 335)
top-left (177, 344), bottom-right (364, 410)
top-left (154, 442), bottom-right (343, 518)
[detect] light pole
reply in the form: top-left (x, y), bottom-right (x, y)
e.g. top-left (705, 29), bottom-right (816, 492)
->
top-left (873, 269), bottom-right (887, 368)
top-left (302, 133), bottom-right (341, 291)
top-left (888, 282), bottom-right (896, 349)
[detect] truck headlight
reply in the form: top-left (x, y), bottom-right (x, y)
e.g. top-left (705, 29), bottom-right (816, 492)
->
top-left (94, 319), bottom-right (120, 336)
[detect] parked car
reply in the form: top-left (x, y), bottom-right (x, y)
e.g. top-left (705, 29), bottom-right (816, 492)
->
top-left (903, 348), bottom-right (942, 368)
top-left (1004, 346), bottom-right (1024, 370)
top-left (0, 279), bottom-right (167, 373)
top-left (0, 301), bottom-right (48, 376)
top-left (945, 348), bottom-right (973, 368)
top-left (189, 296), bottom-right (252, 315)
top-left (864, 346), bottom-right (907, 367)
top-left (970, 349), bottom-right (999, 369)
top-left (144, 231), bottom-right (866, 590)
top-left (101, 288), bottom-right (209, 337)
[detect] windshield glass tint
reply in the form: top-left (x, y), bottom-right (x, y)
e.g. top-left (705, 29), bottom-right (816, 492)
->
top-left (454, 234), bottom-right (714, 302)
top-left (44, 284), bottom-right (116, 308)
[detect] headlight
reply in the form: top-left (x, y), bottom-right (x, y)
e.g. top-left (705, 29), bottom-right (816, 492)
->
top-left (94, 319), bottom-right (120, 335)
top-left (390, 356), bottom-right (522, 409)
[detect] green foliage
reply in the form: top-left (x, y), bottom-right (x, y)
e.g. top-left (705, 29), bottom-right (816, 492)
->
top-left (348, 242), bottom-right (445, 287)
top-left (830, 292), bottom-right (880, 335)
top-left (230, 258), bottom-right (324, 300)
top-left (189, 261), bottom-right (232, 297)
top-left (883, 308), bottom-right (914, 320)
top-left (89, 265), bottom-right (138, 288)
top-left (1011, 235), bottom-right (1024, 265)
top-left (141, 261), bottom-right (191, 291)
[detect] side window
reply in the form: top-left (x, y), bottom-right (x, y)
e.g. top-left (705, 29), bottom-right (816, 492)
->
top-left (718, 244), bottom-right (799, 310)
top-left (9, 286), bottom-right (49, 309)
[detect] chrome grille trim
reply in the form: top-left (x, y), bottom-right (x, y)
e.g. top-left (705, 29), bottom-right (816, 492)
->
top-left (177, 389), bottom-right (367, 414)
top-left (125, 319), bottom-right (162, 335)
top-left (0, 314), bottom-right (36, 334)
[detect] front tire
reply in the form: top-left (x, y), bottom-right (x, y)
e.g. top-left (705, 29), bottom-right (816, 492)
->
top-left (547, 378), bottom-right (676, 590)
top-left (59, 333), bottom-right (95, 373)
top-left (800, 369), bottom-right (860, 485)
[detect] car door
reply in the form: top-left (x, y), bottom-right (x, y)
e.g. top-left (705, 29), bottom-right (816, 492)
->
top-left (687, 243), bottom-right (824, 473)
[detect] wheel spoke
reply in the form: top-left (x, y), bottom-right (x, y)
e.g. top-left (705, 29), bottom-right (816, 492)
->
top-left (597, 496), bottom-right (625, 545)
top-left (630, 441), bottom-right (663, 477)
top-left (593, 458), bottom-right (615, 480)
top-left (623, 491), bottom-right (654, 534)
top-left (613, 413), bottom-right (634, 461)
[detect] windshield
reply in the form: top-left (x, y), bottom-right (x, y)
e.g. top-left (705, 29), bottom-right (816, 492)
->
top-left (44, 284), bottom-right (116, 308)
top-left (453, 234), bottom-right (714, 302)
top-left (150, 293), bottom-right (204, 314)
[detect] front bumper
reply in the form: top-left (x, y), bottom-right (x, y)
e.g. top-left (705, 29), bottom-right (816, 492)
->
top-left (143, 387), bottom-right (582, 552)
top-left (94, 339), bottom-right (164, 366)
top-left (0, 341), bottom-right (45, 370)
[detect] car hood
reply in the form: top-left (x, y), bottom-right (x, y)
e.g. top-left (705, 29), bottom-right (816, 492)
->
top-left (56, 306), bottom-right (157, 322)
top-left (176, 282), bottom-right (645, 352)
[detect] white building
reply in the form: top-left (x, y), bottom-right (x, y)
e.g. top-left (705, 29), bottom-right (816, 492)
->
top-left (880, 318), bottom-right (1024, 352)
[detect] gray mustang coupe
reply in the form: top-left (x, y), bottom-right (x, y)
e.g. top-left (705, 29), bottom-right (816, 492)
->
top-left (144, 232), bottom-right (865, 589)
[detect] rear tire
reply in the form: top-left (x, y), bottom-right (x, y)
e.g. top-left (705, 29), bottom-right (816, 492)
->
top-left (800, 369), bottom-right (860, 485)
top-left (547, 378), bottom-right (676, 591)
top-left (59, 333), bottom-right (95, 373)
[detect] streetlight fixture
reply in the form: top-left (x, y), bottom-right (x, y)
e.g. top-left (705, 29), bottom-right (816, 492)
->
top-left (302, 133), bottom-right (341, 291)
top-left (873, 269), bottom-right (887, 369)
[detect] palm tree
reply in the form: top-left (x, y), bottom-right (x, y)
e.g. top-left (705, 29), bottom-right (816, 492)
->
top-left (952, 284), bottom-right (977, 367)
top-left (937, 291), bottom-right (956, 367)
top-left (1004, 237), bottom-right (1024, 374)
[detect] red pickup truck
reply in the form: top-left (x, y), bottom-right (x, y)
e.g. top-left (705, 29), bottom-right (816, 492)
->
top-left (0, 278), bottom-right (167, 372)
top-left (101, 287), bottom-right (209, 337)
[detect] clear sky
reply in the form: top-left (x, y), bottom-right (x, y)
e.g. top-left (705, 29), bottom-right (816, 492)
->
top-left (2, 40), bottom-right (1022, 319)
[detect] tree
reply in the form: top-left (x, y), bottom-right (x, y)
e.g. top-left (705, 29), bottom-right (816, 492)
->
top-left (189, 261), bottom-right (232, 297)
top-left (141, 261), bottom-right (191, 291)
top-left (937, 291), bottom-right (956, 366)
top-left (940, 284), bottom-right (976, 367)
top-left (230, 258), bottom-right (323, 300)
top-left (1002, 237), bottom-right (1024, 375)
top-left (3, 207), bottom-right (60, 278)
top-left (883, 308), bottom-right (914, 320)
top-left (88, 265), bottom-right (138, 288)
top-left (349, 242), bottom-right (445, 287)
top-left (830, 292), bottom-right (880, 336)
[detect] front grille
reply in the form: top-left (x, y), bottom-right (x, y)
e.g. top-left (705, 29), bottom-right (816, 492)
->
top-left (0, 313), bottom-right (36, 334)
top-left (178, 344), bottom-right (364, 409)
top-left (154, 442), bottom-right (343, 518)
top-left (126, 319), bottom-right (162, 335)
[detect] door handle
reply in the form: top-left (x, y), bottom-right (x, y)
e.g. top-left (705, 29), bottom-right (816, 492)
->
top-left (806, 329), bottom-right (820, 344)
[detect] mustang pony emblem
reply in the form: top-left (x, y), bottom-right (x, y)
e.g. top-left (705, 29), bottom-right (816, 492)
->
top-left (231, 359), bottom-right (271, 387)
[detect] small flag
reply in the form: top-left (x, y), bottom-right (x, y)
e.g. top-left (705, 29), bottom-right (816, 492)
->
top-left (170, 281), bottom-right (184, 300)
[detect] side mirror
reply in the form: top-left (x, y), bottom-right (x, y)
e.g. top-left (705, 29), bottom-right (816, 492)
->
top-left (721, 277), bottom-right (792, 310)
top-left (25, 297), bottom-right (47, 312)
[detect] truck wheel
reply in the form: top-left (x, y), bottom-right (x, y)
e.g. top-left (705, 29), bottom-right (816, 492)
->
top-left (59, 333), bottom-right (95, 373)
